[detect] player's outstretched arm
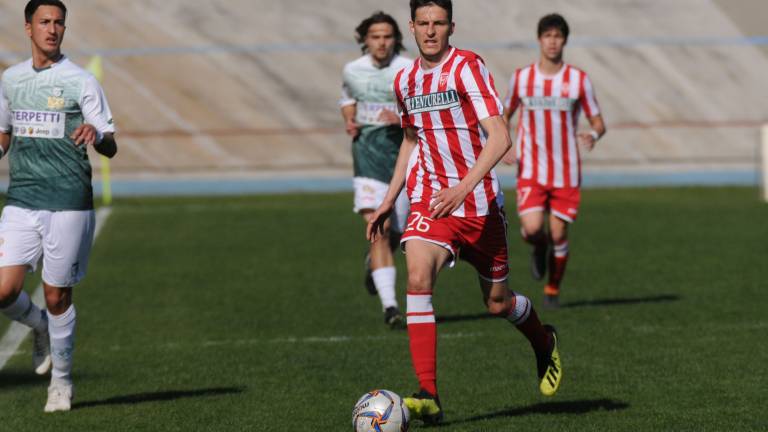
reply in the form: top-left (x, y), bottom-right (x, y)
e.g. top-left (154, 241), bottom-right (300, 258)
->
top-left (367, 127), bottom-right (417, 242)
top-left (430, 115), bottom-right (512, 218)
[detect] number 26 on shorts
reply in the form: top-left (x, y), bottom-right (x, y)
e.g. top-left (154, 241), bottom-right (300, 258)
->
top-left (406, 211), bottom-right (433, 233)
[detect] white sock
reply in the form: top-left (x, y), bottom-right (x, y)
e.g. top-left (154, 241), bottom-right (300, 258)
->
top-left (372, 266), bottom-right (398, 310)
top-left (1, 291), bottom-right (47, 332)
top-left (48, 305), bottom-right (76, 385)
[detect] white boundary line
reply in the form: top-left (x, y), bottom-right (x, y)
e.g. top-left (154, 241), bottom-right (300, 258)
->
top-left (0, 207), bottom-right (113, 370)
top-left (7, 319), bottom-right (767, 357)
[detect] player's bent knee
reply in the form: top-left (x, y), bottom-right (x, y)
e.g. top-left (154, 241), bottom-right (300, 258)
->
top-left (407, 272), bottom-right (433, 293)
top-left (43, 287), bottom-right (72, 314)
top-left (549, 230), bottom-right (567, 243)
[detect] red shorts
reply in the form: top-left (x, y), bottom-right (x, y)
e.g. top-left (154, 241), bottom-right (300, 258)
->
top-left (516, 179), bottom-right (581, 222)
top-left (400, 202), bottom-right (509, 282)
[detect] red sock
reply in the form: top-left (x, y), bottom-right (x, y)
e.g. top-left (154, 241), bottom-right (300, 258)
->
top-left (548, 240), bottom-right (569, 290)
top-left (517, 307), bottom-right (550, 353)
top-left (406, 292), bottom-right (438, 396)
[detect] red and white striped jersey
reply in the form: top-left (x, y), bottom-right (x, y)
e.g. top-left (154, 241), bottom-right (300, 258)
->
top-left (394, 47), bottom-right (505, 218)
top-left (504, 63), bottom-right (600, 188)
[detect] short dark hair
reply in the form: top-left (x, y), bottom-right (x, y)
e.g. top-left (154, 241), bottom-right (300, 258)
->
top-left (25, 0), bottom-right (67, 23)
top-left (355, 11), bottom-right (405, 55)
top-left (537, 13), bottom-right (569, 40)
top-left (409, 0), bottom-right (452, 23)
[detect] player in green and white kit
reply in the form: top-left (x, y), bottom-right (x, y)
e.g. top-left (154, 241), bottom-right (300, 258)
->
top-left (340, 12), bottom-right (411, 328)
top-left (0, 0), bottom-right (117, 412)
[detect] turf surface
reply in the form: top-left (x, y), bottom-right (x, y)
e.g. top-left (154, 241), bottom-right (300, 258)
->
top-left (0, 187), bottom-right (766, 431)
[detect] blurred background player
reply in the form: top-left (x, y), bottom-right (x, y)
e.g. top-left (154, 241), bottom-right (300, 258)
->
top-left (503, 13), bottom-right (606, 308)
top-left (0, 0), bottom-right (117, 412)
top-left (368, 0), bottom-right (562, 424)
top-left (339, 11), bottom-right (412, 329)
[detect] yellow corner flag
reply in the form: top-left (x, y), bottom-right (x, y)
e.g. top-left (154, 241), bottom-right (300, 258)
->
top-left (85, 55), bottom-right (111, 206)
top-left (85, 55), bottom-right (103, 81)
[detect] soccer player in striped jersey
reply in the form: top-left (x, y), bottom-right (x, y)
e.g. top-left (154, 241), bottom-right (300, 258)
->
top-left (0, 0), bottom-right (117, 412)
top-left (340, 11), bottom-right (412, 329)
top-left (503, 14), bottom-right (606, 308)
top-left (368, 0), bottom-right (562, 424)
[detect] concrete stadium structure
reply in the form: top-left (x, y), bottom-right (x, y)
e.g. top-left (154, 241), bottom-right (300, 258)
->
top-left (0, 0), bottom-right (765, 191)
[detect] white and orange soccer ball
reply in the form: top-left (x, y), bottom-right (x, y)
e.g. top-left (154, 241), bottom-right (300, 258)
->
top-left (352, 389), bottom-right (410, 432)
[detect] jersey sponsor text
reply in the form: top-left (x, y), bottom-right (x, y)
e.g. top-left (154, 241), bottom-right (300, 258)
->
top-left (403, 90), bottom-right (460, 114)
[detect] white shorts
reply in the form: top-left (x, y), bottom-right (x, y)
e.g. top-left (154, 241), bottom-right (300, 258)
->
top-left (353, 177), bottom-right (410, 233)
top-left (0, 205), bottom-right (96, 287)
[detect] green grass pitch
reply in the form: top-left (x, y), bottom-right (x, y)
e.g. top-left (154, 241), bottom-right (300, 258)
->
top-left (0, 187), bottom-right (766, 431)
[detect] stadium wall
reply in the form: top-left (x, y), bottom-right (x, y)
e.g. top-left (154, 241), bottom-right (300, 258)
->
top-left (0, 0), bottom-right (765, 193)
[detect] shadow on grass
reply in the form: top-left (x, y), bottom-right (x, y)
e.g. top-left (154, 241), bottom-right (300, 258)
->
top-left (436, 294), bottom-right (680, 323)
top-left (560, 294), bottom-right (680, 309)
top-left (436, 313), bottom-right (495, 324)
top-left (440, 398), bottom-right (629, 426)
top-left (72, 386), bottom-right (246, 410)
top-left (0, 370), bottom-right (49, 389)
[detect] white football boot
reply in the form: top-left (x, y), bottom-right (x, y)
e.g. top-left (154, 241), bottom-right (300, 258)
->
top-left (44, 382), bottom-right (74, 413)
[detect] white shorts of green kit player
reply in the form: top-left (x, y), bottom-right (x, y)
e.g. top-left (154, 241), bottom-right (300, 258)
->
top-left (353, 177), bottom-right (410, 233)
top-left (0, 206), bottom-right (95, 287)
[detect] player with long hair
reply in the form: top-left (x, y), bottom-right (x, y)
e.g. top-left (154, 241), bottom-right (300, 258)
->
top-left (340, 11), bottom-right (413, 328)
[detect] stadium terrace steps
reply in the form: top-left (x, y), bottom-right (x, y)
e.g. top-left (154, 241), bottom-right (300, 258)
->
top-left (0, 0), bottom-right (765, 180)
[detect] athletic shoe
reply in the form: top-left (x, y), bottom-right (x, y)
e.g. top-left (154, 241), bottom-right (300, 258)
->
top-left (32, 325), bottom-right (52, 376)
top-left (384, 306), bottom-right (406, 330)
top-left (530, 243), bottom-right (548, 281)
top-left (403, 389), bottom-right (443, 425)
top-left (543, 284), bottom-right (560, 309)
top-left (44, 382), bottom-right (74, 413)
top-left (364, 252), bottom-right (376, 296)
top-left (536, 324), bottom-right (562, 397)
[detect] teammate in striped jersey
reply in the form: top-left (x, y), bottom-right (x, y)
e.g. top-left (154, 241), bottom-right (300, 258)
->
top-left (368, 0), bottom-right (562, 424)
top-left (503, 13), bottom-right (606, 308)
top-left (340, 11), bottom-right (412, 329)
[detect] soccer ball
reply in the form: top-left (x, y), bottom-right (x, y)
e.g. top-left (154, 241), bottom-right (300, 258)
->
top-left (352, 389), bottom-right (410, 432)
